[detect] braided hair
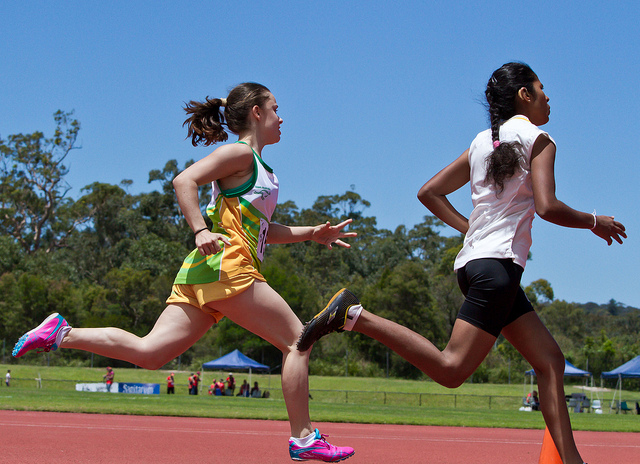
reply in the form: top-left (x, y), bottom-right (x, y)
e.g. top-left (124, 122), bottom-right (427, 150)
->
top-left (484, 62), bottom-right (538, 193)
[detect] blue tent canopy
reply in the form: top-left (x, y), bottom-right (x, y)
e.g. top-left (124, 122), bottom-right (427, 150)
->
top-left (525, 360), bottom-right (591, 377)
top-left (202, 349), bottom-right (270, 372)
top-left (602, 355), bottom-right (640, 379)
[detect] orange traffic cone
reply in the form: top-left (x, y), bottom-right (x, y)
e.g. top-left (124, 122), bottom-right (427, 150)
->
top-left (539, 427), bottom-right (562, 464)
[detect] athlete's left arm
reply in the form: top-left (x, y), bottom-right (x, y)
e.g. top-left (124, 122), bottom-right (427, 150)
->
top-left (531, 135), bottom-right (626, 245)
top-left (267, 219), bottom-right (357, 249)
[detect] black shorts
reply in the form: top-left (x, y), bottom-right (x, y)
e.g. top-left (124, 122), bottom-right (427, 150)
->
top-left (456, 258), bottom-right (534, 337)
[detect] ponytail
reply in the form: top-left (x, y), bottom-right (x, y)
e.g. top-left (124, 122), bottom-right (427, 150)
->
top-left (183, 97), bottom-right (227, 147)
top-left (484, 62), bottom-right (538, 193)
top-left (183, 82), bottom-right (271, 147)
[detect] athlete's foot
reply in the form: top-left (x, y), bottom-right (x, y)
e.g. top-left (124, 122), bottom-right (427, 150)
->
top-left (289, 429), bottom-right (354, 462)
top-left (13, 313), bottom-right (71, 357)
top-left (297, 289), bottom-right (361, 351)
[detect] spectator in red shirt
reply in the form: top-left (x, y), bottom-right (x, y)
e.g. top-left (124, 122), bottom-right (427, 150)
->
top-left (237, 379), bottom-right (249, 397)
top-left (166, 372), bottom-right (175, 394)
top-left (226, 373), bottom-right (235, 395)
top-left (192, 371), bottom-right (200, 395)
top-left (103, 367), bottom-right (114, 392)
top-left (188, 373), bottom-right (194, 395)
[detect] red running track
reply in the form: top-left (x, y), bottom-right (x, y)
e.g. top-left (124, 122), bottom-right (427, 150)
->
top-left (1, 410), bottom-right (637, 463)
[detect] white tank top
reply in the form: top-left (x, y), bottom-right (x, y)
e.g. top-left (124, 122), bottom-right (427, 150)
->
top-left (454, 116), bottom-right (554, 271)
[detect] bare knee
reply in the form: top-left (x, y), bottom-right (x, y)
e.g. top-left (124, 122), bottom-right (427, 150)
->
top-left (424, 357), bottom-right (471, 389)
top-left (532, 347), bottom-right (565, 379)
top-left (133, 340), bottom-right (174, 370)
top-left (138, 358), bottom-right (166, 370)
top-left (438, 371), bottom-right (469, 389)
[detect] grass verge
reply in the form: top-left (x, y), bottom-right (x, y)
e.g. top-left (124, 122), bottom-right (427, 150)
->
top-left (1, 364), bottom-right (638, 433)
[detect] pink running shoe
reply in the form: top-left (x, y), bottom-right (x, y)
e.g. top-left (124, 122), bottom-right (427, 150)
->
top-left (12, 313), bottom-right (71, 357)
top-left (289, 429), bottom-right (354, 462)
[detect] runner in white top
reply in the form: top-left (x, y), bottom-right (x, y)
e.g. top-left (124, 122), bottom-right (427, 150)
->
top-left (297, 62), bottom-right (625, 464)
top-left (454, 115), bottom-right (553, 270)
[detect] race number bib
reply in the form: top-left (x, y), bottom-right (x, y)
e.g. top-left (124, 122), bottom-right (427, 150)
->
top-left (257, 218), bottom-right (269, 261)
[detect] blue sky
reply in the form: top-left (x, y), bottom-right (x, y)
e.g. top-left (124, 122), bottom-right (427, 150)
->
top-left (2, 1), bottom-right (638, 307)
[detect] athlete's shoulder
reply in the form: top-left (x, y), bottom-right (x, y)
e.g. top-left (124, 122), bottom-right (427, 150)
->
top-left (470, 128), bottom-right (491, 148)
top-left (208, 142), bottom-right (255, 172)
top-left (214, 142), bottom-right (255, 159)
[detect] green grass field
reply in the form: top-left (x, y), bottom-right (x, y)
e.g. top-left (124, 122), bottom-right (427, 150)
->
top-left (1, 364), bottom-right (638, 433)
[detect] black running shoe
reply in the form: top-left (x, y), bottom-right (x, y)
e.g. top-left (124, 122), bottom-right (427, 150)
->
top-left (297, 288), bottom-right (360, 351)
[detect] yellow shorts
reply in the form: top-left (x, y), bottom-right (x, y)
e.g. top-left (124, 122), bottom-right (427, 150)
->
top-left (166, 274), bottom-right (262, 323)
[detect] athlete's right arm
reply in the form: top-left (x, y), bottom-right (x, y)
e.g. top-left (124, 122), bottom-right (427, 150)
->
top-left (417, 149), bottom-right (471, 235)
top-left (173, 144), bottom-right (254, 256)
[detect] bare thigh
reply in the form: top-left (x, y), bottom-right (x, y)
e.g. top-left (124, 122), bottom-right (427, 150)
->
top-left (144, 303), bottom-right (217, 356)
top-left (208, 280), bottom-right (302, 351)
top-left (501, 311), bottom-right (563, 371)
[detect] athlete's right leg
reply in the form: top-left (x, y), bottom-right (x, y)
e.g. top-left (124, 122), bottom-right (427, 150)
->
top-left (60, 303), bottom-right (216, 370)
top-left (352, 312), bottom-right (496, 388)
top-left (208, 281), bottom-right (313, 438)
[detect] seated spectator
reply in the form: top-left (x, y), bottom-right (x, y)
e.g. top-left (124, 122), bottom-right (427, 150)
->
top-left (531, 390), bottom-right (540, 411)
top-left (525, 390), bottom-right (539, 410)
top-left (208, 380), bottom-right (216, 395)
top-left (250, 381), bottom-right (261, 398)
top-left (237, 380), bottom-right (249, 397)
top-left (214, 379), bottom-right (224, 396)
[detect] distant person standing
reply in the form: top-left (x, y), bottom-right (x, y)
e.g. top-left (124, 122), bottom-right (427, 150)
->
top-left (5, 370), bottom-right (10, 387)
top-left (192, 371), bottom-right (200, 395)
top-left (188, 373), bottom-right (195, 395)
top-left (226, 373), bottom-right (236, 395)
top-left (167, 372), bottom-right (175, 394)
top-left (103, 367), bottom-right (114, 392)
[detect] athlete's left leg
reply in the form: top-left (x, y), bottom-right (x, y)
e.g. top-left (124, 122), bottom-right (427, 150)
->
top-left (60, 303), bottom-right (216, 369)
top-left (502, 312), bottom-right (584, 464)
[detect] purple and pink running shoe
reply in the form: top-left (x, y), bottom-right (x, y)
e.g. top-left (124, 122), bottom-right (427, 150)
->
top-left (289, 429), bottom-right (354, 462)
top-left (12, 313), bottom-right (71, 357)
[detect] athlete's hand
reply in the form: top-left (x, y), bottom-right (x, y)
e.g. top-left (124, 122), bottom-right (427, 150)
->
top-left (592, 215), bottom-right (627, 245)
top-left (195, 230), bottom-right (231, 256)
top-left (312, 219), bottom-right (358, 249)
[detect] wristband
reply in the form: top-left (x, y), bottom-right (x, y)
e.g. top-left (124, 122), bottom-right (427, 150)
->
top-left (194, 227), bottom-right (209, 236)
top-left (591, 210), bottom-right (597, 230)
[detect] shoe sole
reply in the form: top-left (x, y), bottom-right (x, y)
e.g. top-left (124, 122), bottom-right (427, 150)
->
top-left (296, 289), bottom-right (359, 351)
top-left (12, 313), bottom-right (61, 357)
top-left (290, 450), bottom-right (355, 462)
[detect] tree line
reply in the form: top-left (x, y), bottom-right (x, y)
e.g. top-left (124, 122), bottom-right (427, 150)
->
top-left (1, 112), bottom-right (638, 387)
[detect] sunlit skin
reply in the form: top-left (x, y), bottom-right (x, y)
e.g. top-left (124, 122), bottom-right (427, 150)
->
top-left (348, 71), bottom-right (625, 464)
top-left (57, 89), bottom-right (357, 442)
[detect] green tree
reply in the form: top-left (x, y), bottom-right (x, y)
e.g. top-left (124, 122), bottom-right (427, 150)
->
top-left (356, 260), bottom-right (447, 378)
top-left (0, 111), bottom-right (87, 253)
top-left (525, 279), bottom-right (554, 305)
top-left (496, 339), bottom-right (521, 384)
